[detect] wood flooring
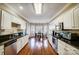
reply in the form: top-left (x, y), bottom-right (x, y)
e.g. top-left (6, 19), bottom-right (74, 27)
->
top-left (17, 37), bottom-right (58, 55)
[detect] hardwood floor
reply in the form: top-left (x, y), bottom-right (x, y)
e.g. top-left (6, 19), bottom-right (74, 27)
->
top-left (17, 37), bottom-right (58, 55)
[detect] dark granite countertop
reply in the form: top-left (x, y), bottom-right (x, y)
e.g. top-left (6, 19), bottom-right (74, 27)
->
top-left (52, 30), bottom-right (79, 49)
top-left (0, 39), bottom-right (16, 46)
top-left (0, 29), bottom-right (27, 45)
top-left (58, 38), bottom-right (79, 49)
top-left (54, 30), bottom-right (79, 36)
top-left (0, 35), bottom-right (27, 46)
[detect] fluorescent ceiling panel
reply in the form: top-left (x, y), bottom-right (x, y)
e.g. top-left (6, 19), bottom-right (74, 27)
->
top-left (34, 3), bottom-right (42, 14)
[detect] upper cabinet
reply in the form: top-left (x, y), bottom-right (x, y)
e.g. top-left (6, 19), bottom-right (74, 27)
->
top-left (73, 7), bottom-right (79, 29)
top-left (63, 7), bottom-right (79, 29)
top-left (63, 9), bottom-right (74, 29)
top-left (0, 9), bottom-right (26, 29)
top-left (1, 10), bottom-right (12, 29)
top-left (50, 5), bottom-right (79, 30)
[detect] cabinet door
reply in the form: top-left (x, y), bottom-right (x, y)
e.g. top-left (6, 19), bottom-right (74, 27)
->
top-left (21, 36), bottom-right (28, 49)
top-left (0, 45), bottom-right (4, 55)
top-left (23, 36), bottom-right (28, 46)
top-left (17, 39), bottom-right (22, 53)
top-left (58, 40), bottom-right (65, 55)
top-left (73, 7), bottom-right (79, 29)
top-left (17, 35), bottom-right (29, 53)
top-left (21, 37), bottom-right (25, 49)
top-left (1, 10), bottom-right (11, 29)
top-left (63, 9), bottom-right (74, 29)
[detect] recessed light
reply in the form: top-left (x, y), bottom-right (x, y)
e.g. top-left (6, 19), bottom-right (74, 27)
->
top-left (19, 6), bottom-right (23, 10)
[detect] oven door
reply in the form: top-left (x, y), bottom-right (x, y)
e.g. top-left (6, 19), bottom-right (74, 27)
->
top-left (52, 37), bottom-right (58, 51)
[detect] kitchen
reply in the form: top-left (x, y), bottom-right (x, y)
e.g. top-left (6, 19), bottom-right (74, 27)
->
top-left (0, 3), bottom-right (79, 55)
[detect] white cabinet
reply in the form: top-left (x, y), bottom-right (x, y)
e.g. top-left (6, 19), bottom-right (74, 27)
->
top-left (17, 35), bottom-right (29, 53)
top-left (0, 45), bottom-right (4, 55)
top-left (58, 39), bottom-right (65, 55)
top-left (63, 9), bottom-right (75, 29)
top-left (0, 10), bottom-right (26, 29)
top-left (73, 7), bottom-right (79, 29)
top-left (1, 10), bottom-right (12, 29)
top-left (58, 39), bottom-right (79, 55)
top-left (21, 36), bottom-right (28, 49)
top-left (63, 7), bottom-right (79, 29)
top-left (17, 38), bottom-right (22, 53)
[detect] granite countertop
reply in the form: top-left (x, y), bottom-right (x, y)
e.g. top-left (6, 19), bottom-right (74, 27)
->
top-left (0, 39), bottom-right (16, 46)
top-left (0, 34), bottom-right (27, 46)
top-left (59, 38), bottom-right (79, 49)
top-left (0, 35), bottom-right (28, 46)
top-left (52, 30), bottom-right (79, 49)
top-left (0, 29), bottom-right (27, 45)
top-left (54, 30), bottom-right (79, 35)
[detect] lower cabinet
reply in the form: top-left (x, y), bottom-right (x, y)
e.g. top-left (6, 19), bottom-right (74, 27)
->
top-left (21, 36), bottom-right (28, 49)
top-left (0, 45), bottom-right (4, 55)
top-left (17, 38), bottom-right (22, 53)
top-left (58, 39), bottom-right (79, 55)
top-left (17, 35), bottom-right (29, 53)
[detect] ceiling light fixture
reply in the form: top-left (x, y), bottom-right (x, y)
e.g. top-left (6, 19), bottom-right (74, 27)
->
top-left (34, 3), bottom-right (42, 14)
top-left (19, 6), bottom-right (23, 10)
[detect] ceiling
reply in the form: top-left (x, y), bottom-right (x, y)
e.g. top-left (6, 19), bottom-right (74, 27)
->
top-left (5, 3), bottom-right (67, 23)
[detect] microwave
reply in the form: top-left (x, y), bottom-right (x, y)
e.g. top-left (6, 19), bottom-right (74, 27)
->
top-left (55, 22), bottom-right (64, 30)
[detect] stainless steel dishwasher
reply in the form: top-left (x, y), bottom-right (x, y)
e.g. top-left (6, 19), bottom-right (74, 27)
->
top-left (4, 34), bottom-right (17, 55)
top-left (4, 39), bottom-right (17, 55)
